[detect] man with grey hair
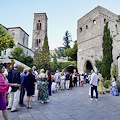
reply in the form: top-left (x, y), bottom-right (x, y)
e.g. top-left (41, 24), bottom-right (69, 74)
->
top-left (19, 68), bottom-right (28, 107)
top-left (54, 70), bottom-right (61, 91)
top-left (7, 64), bottom-right (21, 112)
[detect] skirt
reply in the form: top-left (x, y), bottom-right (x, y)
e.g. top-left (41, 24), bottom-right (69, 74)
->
top-left (112, 86), bottom-right (119, 96)
top-left (98, 81), bottom-right (104, 92)
top-left (26, 87), bottom-right (35, 96)
top-left (0, 94), bottom-right (6, 110)
top-left (38, 81), bottom-right (49, 101)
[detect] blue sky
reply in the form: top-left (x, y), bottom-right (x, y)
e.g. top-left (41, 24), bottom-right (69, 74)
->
top-left (0, 0), bottom-right (120, 50)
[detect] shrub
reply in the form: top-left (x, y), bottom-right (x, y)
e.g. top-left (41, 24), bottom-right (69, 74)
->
top-left (103, 80), bottom-right (111, 88)
top-left (116, 81), bottom-right (120, 90)
top-left (112, 64), bottom-right (118, 80)
top-left (50, 61), bottom-right (77, 72)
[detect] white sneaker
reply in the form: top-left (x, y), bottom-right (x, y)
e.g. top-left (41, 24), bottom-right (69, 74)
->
top-left (90, 98), bottom-right (93, 101)
top-left (46, 100), bottom-right (49, 103)
top-left (41, 101), bottom-right (44, 104)
top-left (95, 99), bottom-right (98, 101)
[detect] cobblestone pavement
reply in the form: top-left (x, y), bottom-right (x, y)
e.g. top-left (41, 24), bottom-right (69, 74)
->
top-left (0, 84), bottom-right (120, 120)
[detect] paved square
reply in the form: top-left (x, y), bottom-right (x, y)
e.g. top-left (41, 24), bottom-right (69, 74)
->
top-left (0, 84), bottom-right (120, 120)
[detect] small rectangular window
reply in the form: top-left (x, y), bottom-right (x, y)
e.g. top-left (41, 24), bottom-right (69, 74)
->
top-left (104, 18), bottom-right (106, 24)
top-left (86, 25), bottom-right (88, 29)
top-left (93, 19), bottom-right (96, 24)
top-left (80, 28), bottom-right (82, 32)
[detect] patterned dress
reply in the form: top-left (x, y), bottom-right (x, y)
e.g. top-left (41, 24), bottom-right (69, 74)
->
top-left (38, 77), bottom-right (49, 101)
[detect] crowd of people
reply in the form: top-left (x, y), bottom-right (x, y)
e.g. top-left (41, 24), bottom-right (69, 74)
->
top-left (0, 63), bottom-right (119, 120)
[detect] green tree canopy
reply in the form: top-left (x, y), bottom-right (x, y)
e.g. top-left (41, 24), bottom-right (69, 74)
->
top-left (101, 22), bottom-right (113, 79)
top-left (55, 47), bottom-right (65, 58)
top-left (116, 15), bottom-right (120, 23)
top-left (95, 60), bottom-right (102, 72)
top-left (10, 46), bottom-right (25, 62)
top-left (10, 46), bottom-right (33, 67)
top-left (34, 35), bottom-right (50, 71)
top-left (52, 54), bottom-right (58, 72)
top-left (64, 41), bottom-right (77, 61)
top-left (0, 25), bottom-right (15, 51)
top-left (63, 31), bottom-right (72, 49)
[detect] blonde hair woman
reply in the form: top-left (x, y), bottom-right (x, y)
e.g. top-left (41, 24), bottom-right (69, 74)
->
top-left (38, 69), bottom-right (49, 103)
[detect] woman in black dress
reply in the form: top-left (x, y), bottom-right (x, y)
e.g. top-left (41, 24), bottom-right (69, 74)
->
top-left (47, 70), bottom-right (52, 96)
top-left (24, 69), bottom-right (36, 108)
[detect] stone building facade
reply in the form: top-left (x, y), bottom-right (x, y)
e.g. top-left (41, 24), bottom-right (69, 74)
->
top-left (32, 13), bottom-right (47, 51)
top-left (1, 26), bottom-right (34, 58)
top-left (77, 6), bottom-right (120, 74)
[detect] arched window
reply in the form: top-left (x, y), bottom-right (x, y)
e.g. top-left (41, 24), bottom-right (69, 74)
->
top-left (4, 50), bottom-right (6, 55)
top-left (86, 25), bottom-right (88, 29)
top-left (35, 39), bottom-right (39, 47)
top-left (37, 23), bottom-right (41, 30)
top-left (23, 34), bottom-right (25, 45)
top-left (104, 18), bottom-right (106, 24)
top-left (39, 39), bottom-right (41, 43)
top-left (26, 51), bottom-right (28, 56)
top-left (80, 28), bottom-right (82, 32)
top-left (93, 19), bottom-right (96, 24)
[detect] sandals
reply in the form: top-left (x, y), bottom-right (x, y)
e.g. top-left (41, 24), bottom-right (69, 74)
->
top-left (26, 105), bottom-right (32, 109)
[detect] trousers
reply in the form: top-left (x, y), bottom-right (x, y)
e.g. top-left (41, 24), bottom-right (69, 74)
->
top-left (91, 85), bottom-right (98, 99)
top-left (8, 89), bottom-right (20, 110)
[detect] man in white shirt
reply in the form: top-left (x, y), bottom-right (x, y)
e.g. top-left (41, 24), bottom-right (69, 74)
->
top-left (90, 70), bottom-right (98, 101)
top-left (54, 70), bottom-right (61, 91)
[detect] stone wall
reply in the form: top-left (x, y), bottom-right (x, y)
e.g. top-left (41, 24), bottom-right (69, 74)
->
top-left (32, 13), bottom-right (47, 51)
top-left (77, 6), bottom-right (120, 74)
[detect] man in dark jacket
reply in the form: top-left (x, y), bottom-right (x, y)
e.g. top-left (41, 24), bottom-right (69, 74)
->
top-left (19, 69), bottom-right (27, 107)
top-left (7, 64), bottom-right (21, 112)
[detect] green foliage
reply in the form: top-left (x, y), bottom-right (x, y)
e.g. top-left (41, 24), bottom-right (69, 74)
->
top-left (23, 56), bottom-right (33, 68)
top-left (103, 80), bottom-right (111, 88)
top-left (54, 31), bottom-right (72, 58)
top-left (64, 41), bottom-right (77, 61)
top-left (55, 47), bottom-right (65, 58)
top-left (101, 22), bottom-right (113, 80)
top-left (34, 35), bottom-right (50, 71)
top-left (63, 31), bottom-right (72, 49)
top-left (52, 54), bottom-right (58, 72)
top-left (42, 35), bottom-right (49, 53)
top-left (116, 15), bottom-right (120, 22)
top-left (10, 46), bottom-right (33, 67)
top-left (10, 46), bottom-right (25, 62)
top-left (116, 81), bottom-right (120, 90)
top-left (95, 60), bottom-right (102, 72)
top-left (112, 64), bottom-right (118, 80)
top-left (0, 25), bottom-right (15, 51)
top-left (57, 61), bottom-right (77, 72)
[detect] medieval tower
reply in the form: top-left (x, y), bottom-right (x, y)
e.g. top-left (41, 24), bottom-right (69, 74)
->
top-left (32, 13), bottom-right (47, 51)
top-left (77, 6), bottom-right (120, 74)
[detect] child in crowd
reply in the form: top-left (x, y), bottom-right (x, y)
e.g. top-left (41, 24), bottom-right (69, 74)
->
top-left (51, 80), bottom-right (57, 93)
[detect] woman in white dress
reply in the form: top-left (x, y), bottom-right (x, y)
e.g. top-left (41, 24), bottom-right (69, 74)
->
top-left (61, 73), bottom-right (65, 90)
top-left (80, 74), bottom-right (84, 87)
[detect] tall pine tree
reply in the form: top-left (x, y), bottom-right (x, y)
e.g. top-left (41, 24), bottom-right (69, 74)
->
top-left (34, 35), bottom-right (50, 71)
top-left (101, 22), bottom-right (113, 79)
top-left (53, 54), bottom-right (58, 72)
top-left (63, 31), bottom-right (72, 49)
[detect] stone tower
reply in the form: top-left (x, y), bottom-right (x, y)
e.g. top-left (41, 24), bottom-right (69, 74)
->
top-left (32, 13), bottom-right (47, 51)
top-left (77, 6), bottom-right (120, 74)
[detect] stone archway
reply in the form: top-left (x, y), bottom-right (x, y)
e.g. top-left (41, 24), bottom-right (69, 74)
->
top-left (84, 60), bottom-right (93, 73)
top-left (63, 65), bottom-right (77, 73)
